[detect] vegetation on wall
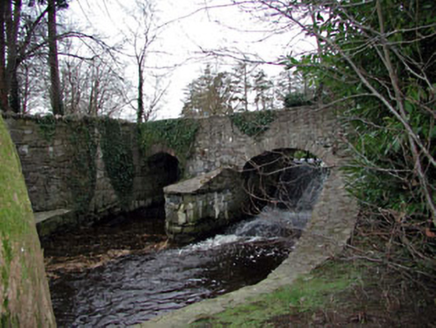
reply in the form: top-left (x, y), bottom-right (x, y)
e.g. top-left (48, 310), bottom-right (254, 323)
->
top-left (138, 118), bottom-right (199, 164)
top-left (230, 110), bottom-right (277, 137)
top-left (99, 117), bottom-right (135, 206)
top-left (284, 92), bottom-right (312, 108)
top-left (0, 117), bottom-right (56, 327)
top-left (33, 115), bottom-right (136, 213)
top-left (35, 114), bottom-right (57, 141)
top-left (67, 118), bottom-right (98, 214)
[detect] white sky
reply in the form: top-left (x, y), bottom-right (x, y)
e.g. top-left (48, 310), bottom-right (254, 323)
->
top-left (69, 0), bottom-right (314, 120)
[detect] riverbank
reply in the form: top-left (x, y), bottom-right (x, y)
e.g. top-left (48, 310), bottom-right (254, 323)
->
top-left (188, 212), bottom-right (436, 328)
top-left (42, 214), bottom-right (168, 277)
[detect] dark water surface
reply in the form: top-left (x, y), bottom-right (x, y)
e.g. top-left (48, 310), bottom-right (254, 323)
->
top-left (44, 210), bottom-right (304, 327)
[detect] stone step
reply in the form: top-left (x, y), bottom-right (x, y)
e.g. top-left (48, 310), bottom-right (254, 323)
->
top-left (34, 209), bottom-right (74, 237)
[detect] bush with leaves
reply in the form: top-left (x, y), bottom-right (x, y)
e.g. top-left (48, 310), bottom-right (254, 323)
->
top-left (274, 0), bottom-right (436, 231)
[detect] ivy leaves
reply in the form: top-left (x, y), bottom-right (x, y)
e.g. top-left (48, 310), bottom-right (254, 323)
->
top-left (138, 118), bottom-right (199, 164)
top-left (99, 118), bottom-right (135, 207)
top-left (36, 114), bottom-right (57, 141)
top-left (230, 110), bottom-right (277, 138)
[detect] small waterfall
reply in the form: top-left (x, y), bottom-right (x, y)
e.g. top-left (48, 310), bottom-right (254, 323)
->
top-left (186, 165), bottom-right (328, 250)
top-left (237, 162), bottom-right (328, 236)
top-left (274, 161), bottom-right (328, 211)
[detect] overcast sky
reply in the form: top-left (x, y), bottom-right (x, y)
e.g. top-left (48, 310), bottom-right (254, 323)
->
top-left (69, 0), bottom-right (314, 119)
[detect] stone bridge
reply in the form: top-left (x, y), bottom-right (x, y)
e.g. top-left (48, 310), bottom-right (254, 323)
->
top-left (3, 107), bottom-right (356, 244)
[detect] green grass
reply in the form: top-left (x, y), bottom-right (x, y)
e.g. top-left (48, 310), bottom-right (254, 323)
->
top-left (189, 261), bottom-right (361, 328)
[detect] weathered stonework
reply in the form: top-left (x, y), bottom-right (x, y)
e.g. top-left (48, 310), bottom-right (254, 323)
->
top-left (0, 116), bottom-right (56, 327)
top-left (164, 168), bottom-right (246, 243)
top-left (3, 107), bottom-right (352, 241)
top-left (183, 106), bottom-right (348, 176)
top-left (3, 114), bottom-right (177, 235)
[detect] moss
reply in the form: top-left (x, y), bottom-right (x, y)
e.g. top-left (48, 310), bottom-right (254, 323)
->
top-left (0, 119), bottom-right (32, 238)
top-left (99, 117), bottom-right (135, 207)
top-left (0, 116), bottom-right (55, 327)
top-left (138, 118), bottom-right (199, 165)
top-left (1, 238), bottom-right (12, 263)
top-left (230, 110), bottom-right (277, 137)
top-left (35, 114), bottom-right (57, 142)
top-left (1, 314), bottom-right (20, 328)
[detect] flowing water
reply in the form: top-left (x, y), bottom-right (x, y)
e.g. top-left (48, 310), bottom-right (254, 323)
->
top-left (47, 210), bottom-right (307, 327)
top-left (46, 162), bottom-right (327, 327)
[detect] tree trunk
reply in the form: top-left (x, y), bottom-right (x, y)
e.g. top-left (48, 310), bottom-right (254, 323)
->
top-left (6, 0), bottom-right (21, 113)
top-left (0, 0), bottom-right (10, 111)
top-left (47, 0), bottom-right (63, 115)
top-left (0, 116), bottom-right (56, 327)
top-left (137, 65), bottom-right (144, 123)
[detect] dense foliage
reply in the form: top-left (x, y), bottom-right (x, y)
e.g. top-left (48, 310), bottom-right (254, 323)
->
top-left (99, 118), bottom-right (135, 206)
top-left (282, 0), bottom-right (435, 238)
top-left (67, 118), bottom-right (98, 214)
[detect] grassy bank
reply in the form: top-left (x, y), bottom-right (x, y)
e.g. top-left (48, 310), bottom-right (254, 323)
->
top-left (189, 212), bottom-right (436, 328)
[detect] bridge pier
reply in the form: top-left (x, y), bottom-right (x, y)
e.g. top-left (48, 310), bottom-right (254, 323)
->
top-left (164, 168), bottom-right (247, 244)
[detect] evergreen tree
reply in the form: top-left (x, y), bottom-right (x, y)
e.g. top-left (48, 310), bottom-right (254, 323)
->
top-left (230, 62), bottom-right (252, 112)
top-left (182, 65), bottom-right (234, 117)
top-left (253, 69), bottom-right (273, 110)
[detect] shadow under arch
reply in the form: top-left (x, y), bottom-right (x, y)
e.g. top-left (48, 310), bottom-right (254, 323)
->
top-left (144, 152), bottom-right (181, 217)
top-left (241, 148), bottom-right (328, 218)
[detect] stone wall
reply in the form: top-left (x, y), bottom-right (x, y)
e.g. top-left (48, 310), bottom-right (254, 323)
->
top-left (0, 116), bottom-right (56, 327)
top-left (164, 168), bottom-right (247, 244)
top-left (184, 107), bottom-right (347, 175)
top-left (4, 107), bottom-right (353, 240)
top-left (3, 114), bottom-right (174, 233)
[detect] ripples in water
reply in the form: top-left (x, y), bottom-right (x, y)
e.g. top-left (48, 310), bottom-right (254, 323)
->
top-left (50, 210), bottom-right (309, 327)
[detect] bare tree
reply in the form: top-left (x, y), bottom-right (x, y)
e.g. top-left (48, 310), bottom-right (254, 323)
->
top-left (118, 0), bottom-right (164, 122)
top-left (47, 0), bottom-right (63, 115)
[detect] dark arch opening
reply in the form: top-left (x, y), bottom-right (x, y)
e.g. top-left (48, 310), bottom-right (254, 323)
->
top-left (144, 152), bottom-right (181, 218)
top-left (242, 148), bottom-right (327, 216)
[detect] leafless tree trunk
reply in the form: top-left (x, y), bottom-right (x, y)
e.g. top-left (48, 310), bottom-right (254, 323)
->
top-left (0, 0), bottom-right (9, 111)
top-left (47, 0), bottom-right (63, 115)
top-left (0, 0), bottom-right (21, 112)
top-left (137, 61), bottom-right (144, 121)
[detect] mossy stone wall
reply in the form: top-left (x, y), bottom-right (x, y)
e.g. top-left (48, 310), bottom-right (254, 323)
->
top-left (3, 114), bottom-right (168, 230)
top-left (0, 116), bottom-right (56, 327)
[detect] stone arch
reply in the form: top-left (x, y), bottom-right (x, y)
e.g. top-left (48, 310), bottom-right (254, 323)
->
top-left (146, 152), bottom-right (180, 183)
top-left (143, 144), bottom-right (359, 327)
top-left (147, 143), bottom-right (179, 161)
top-left (241, 147), bottom-right (326, 216)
